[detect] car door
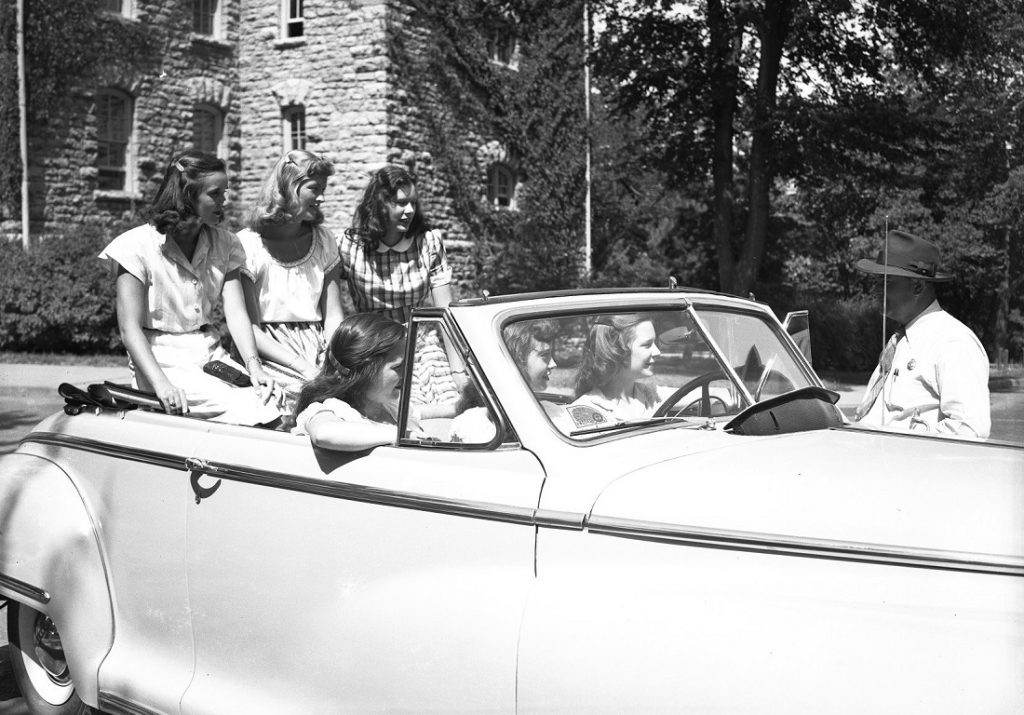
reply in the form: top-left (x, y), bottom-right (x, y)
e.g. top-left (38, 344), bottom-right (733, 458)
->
top-left (179, 317), bottom-right (545, 714)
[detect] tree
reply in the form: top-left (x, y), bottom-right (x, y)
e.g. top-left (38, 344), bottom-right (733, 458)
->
top-left (593, 0), bottom-right (1012, 298)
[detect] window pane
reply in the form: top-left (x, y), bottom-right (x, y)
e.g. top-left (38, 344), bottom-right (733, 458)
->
top-left (193, 0), bottom-right (217, 35)
top-left (193, 107), bottom-right (220, 155)
top-left (101, 0), bottom-right (123, 13)
top-left (285, 108), bottom-right (306, 151)
top-left (96, 92), bottom-right (129, 191)
top-left (488, 164), bottom-right (515, 209)
top-left (286, 0), bottom-right (304, 37)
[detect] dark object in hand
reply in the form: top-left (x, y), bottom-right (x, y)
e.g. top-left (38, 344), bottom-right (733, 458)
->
top-left (203, 360), bottom-right (252, 387)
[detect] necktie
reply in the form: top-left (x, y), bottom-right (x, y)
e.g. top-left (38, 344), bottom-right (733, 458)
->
top-left (855, 328), bottom-right (904, 420)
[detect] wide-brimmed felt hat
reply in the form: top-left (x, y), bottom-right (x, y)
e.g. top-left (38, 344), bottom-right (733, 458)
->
top-left (854, 230), bottom-right (953, 282)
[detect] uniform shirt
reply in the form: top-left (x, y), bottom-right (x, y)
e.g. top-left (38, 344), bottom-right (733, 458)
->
top-left (99, 223), bottom-right (245, 333)
top-left (857, 301), bottom-right (990, 439)
top-left (339, 229), bottom-right (452, 324)
top-left (237, 225), bottom-right (340, 324)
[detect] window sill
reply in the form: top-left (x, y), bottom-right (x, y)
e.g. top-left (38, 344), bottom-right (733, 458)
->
top-left (101, 12), bottom-right (139, 24)
top-left (190, 33), bottom-right (233, 51)
top-left (274, 37), bottom-right (307, 50)
top-left (94, 190), bottom-right (143, 203)
top-left (488, 59), bottom-right (519, 71)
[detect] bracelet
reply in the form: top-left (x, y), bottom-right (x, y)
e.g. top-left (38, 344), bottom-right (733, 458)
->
top-left (243, 355), bottom-right (262, 367)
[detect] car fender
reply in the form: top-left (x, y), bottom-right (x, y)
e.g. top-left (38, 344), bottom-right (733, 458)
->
top-left (518, 430), bottom-right (1024, 713)
top-left (0, 451), bottom-right (113, 707)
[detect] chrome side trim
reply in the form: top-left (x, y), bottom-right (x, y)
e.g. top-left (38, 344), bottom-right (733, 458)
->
top-left (0, 573), bottom-right (50, 604)
top-left (98, 692), bottom-right (163, 715)
top-left (534, 509), bottom-right (586, 530)
top-left (587, 516), bottom-right (1024, 577)
top-left (24, 431), bottom-right (184, 471)
top-left (21, 433), bottom-right (536, 527)
top-left (199, 459), bottom-right (539, 525)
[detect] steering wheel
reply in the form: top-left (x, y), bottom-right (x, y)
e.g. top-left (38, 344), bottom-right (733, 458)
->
top-left (654, 369), bottom-right (728, 418)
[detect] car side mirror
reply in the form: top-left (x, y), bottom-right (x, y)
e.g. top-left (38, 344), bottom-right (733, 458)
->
top-left (783, 310), bottom-right (812, 366)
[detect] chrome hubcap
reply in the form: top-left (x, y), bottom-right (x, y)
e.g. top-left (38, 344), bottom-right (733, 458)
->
top-left (32, 614), bottom-right (71, 686)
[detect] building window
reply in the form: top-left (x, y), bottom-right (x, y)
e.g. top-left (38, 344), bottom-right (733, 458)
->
top-left (488, 24), bottom-right (517, 68)
top-left (101, 0), bottom-right (124, 14)
top-left (283, 106), bottom-right (306, 151)
top-left (95, 89), bottom-right (133, 192)
top-left (283, 0), bottom-right (304, 38)
top-left (193, 0), bottom-right (220, 36)
top-left (487, 163), bottom-right (516, 209)
top-left (192, 105), bottom-right (224, 158)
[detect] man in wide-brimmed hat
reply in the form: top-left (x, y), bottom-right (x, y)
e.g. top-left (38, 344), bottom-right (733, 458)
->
top-left (853, 229), bottom-right (990, 438)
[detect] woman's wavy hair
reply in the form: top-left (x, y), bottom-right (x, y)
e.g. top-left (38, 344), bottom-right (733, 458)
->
top-left (246, 150), bottom-right (334, 232)
top-left (145, 150), bottom-right (226, 235)
top-left (344, 165), bottom-right (428, 250)
top-left (293, 313), bottom-right (406, 420)
top-left (574, 314), bottom-right (649, 397)
top-left (504, 319), bottom-right (557, 378)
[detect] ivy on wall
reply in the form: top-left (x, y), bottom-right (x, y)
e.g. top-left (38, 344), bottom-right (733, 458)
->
top-left (391, 0), bottom-right (589, 294)
top-left (0, 0), bottom-right (150, 217)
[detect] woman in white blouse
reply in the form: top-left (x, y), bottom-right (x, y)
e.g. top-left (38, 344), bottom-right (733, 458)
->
top-left (99, 151), bottom-right (277, 424)
top-left (238, 150), bottom-right (345, 415)
top-left (292, 313), bottom-right (415, 450)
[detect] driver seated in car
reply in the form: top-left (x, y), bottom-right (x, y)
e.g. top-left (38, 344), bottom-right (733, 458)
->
top-left (568, 315), bottom-right (661, 429)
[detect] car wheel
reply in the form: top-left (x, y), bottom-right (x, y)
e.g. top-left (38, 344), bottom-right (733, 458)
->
top-left (6, 601), bottom-right (93, 715)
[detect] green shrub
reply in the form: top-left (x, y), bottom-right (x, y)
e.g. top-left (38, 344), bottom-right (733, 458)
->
top-left (800, 293), bottom-right (883, 372)
top-left (0, 227), bottom-right (123, 353)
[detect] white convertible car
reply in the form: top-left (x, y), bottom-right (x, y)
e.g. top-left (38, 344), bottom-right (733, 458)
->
top-left (1, 289), bottom-right (1022, 714)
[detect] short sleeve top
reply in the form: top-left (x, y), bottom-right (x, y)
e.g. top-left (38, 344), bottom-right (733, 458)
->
top-left (98, 223), bottom-right (245, 333)
top-left (292, 397), bottom-right (373, 436)
top-left (237, 225), bottom-right (340, 324)
top-left (339, 229), bottom-right (452, 324)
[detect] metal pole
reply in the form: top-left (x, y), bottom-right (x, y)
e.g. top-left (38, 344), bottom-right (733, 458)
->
top-left (583, 0), bottom-right (592, 278)
top-left (882, 216), bottom-right (889, 351)
top-left (16, 0), bottom-right (30, 249)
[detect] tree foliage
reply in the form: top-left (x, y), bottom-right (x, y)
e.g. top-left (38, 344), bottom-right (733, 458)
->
top-left (393, 0), bottom-right (589, 295)
top-left (593, 0), bottom-right (1012, 293)
top-left (0, 0), bottom-right (148, 214)
top-left (593, 0), bottom-right (1024, 360)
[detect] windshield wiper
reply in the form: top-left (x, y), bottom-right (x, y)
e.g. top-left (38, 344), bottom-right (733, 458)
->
top-left (569, 415), bottom-right (693, 437)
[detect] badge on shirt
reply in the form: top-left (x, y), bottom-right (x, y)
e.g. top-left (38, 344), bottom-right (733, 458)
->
top-left (906, 359), bottom-right (916, 371)
top-left (566, 405), bottom-right (607, 429)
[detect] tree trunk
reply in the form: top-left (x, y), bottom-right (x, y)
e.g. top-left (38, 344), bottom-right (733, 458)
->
top-left (735, 0), bottom-right (793, 297)
top-left (707, 0), bottom-right (744, 294)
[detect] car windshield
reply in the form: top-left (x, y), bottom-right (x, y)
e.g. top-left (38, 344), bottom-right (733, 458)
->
top-left (500, 306), bottom-right (814, 438)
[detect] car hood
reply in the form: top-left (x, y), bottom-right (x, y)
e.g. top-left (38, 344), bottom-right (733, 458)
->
top-left (588, 427), bottom-right (1024, 562)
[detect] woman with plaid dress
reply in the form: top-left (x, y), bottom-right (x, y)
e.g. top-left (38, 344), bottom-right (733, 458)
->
top-left (340, 166), bottom-right (460, 406)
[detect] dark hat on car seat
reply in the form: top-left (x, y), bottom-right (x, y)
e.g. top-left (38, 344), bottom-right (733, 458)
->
top-left (854, 230), bottom-right (953, 282)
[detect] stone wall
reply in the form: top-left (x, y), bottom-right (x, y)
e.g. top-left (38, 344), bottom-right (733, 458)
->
top-left (3, 0), bottom-right (242, 239)
top-left (3, 0), bottom-right (506, 301)
top-left (236, 0), bottom-right (391, 238)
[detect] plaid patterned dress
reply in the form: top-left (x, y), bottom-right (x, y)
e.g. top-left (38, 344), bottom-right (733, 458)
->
top-left (338, 229), bottom-right (452, 324)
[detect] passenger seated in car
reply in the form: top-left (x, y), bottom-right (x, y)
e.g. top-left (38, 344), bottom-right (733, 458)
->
top-left (568, 314), bottom-right (661, 428)
top-left (292, 314), bottom-right (410, 450)
top-left (293, 314), bottom-right (454, 450)
top-left (448, 319), bottom-right (563, 442)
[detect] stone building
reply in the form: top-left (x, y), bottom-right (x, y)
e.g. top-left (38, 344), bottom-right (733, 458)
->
top-left (4, 0), bottom-right (568, 288)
